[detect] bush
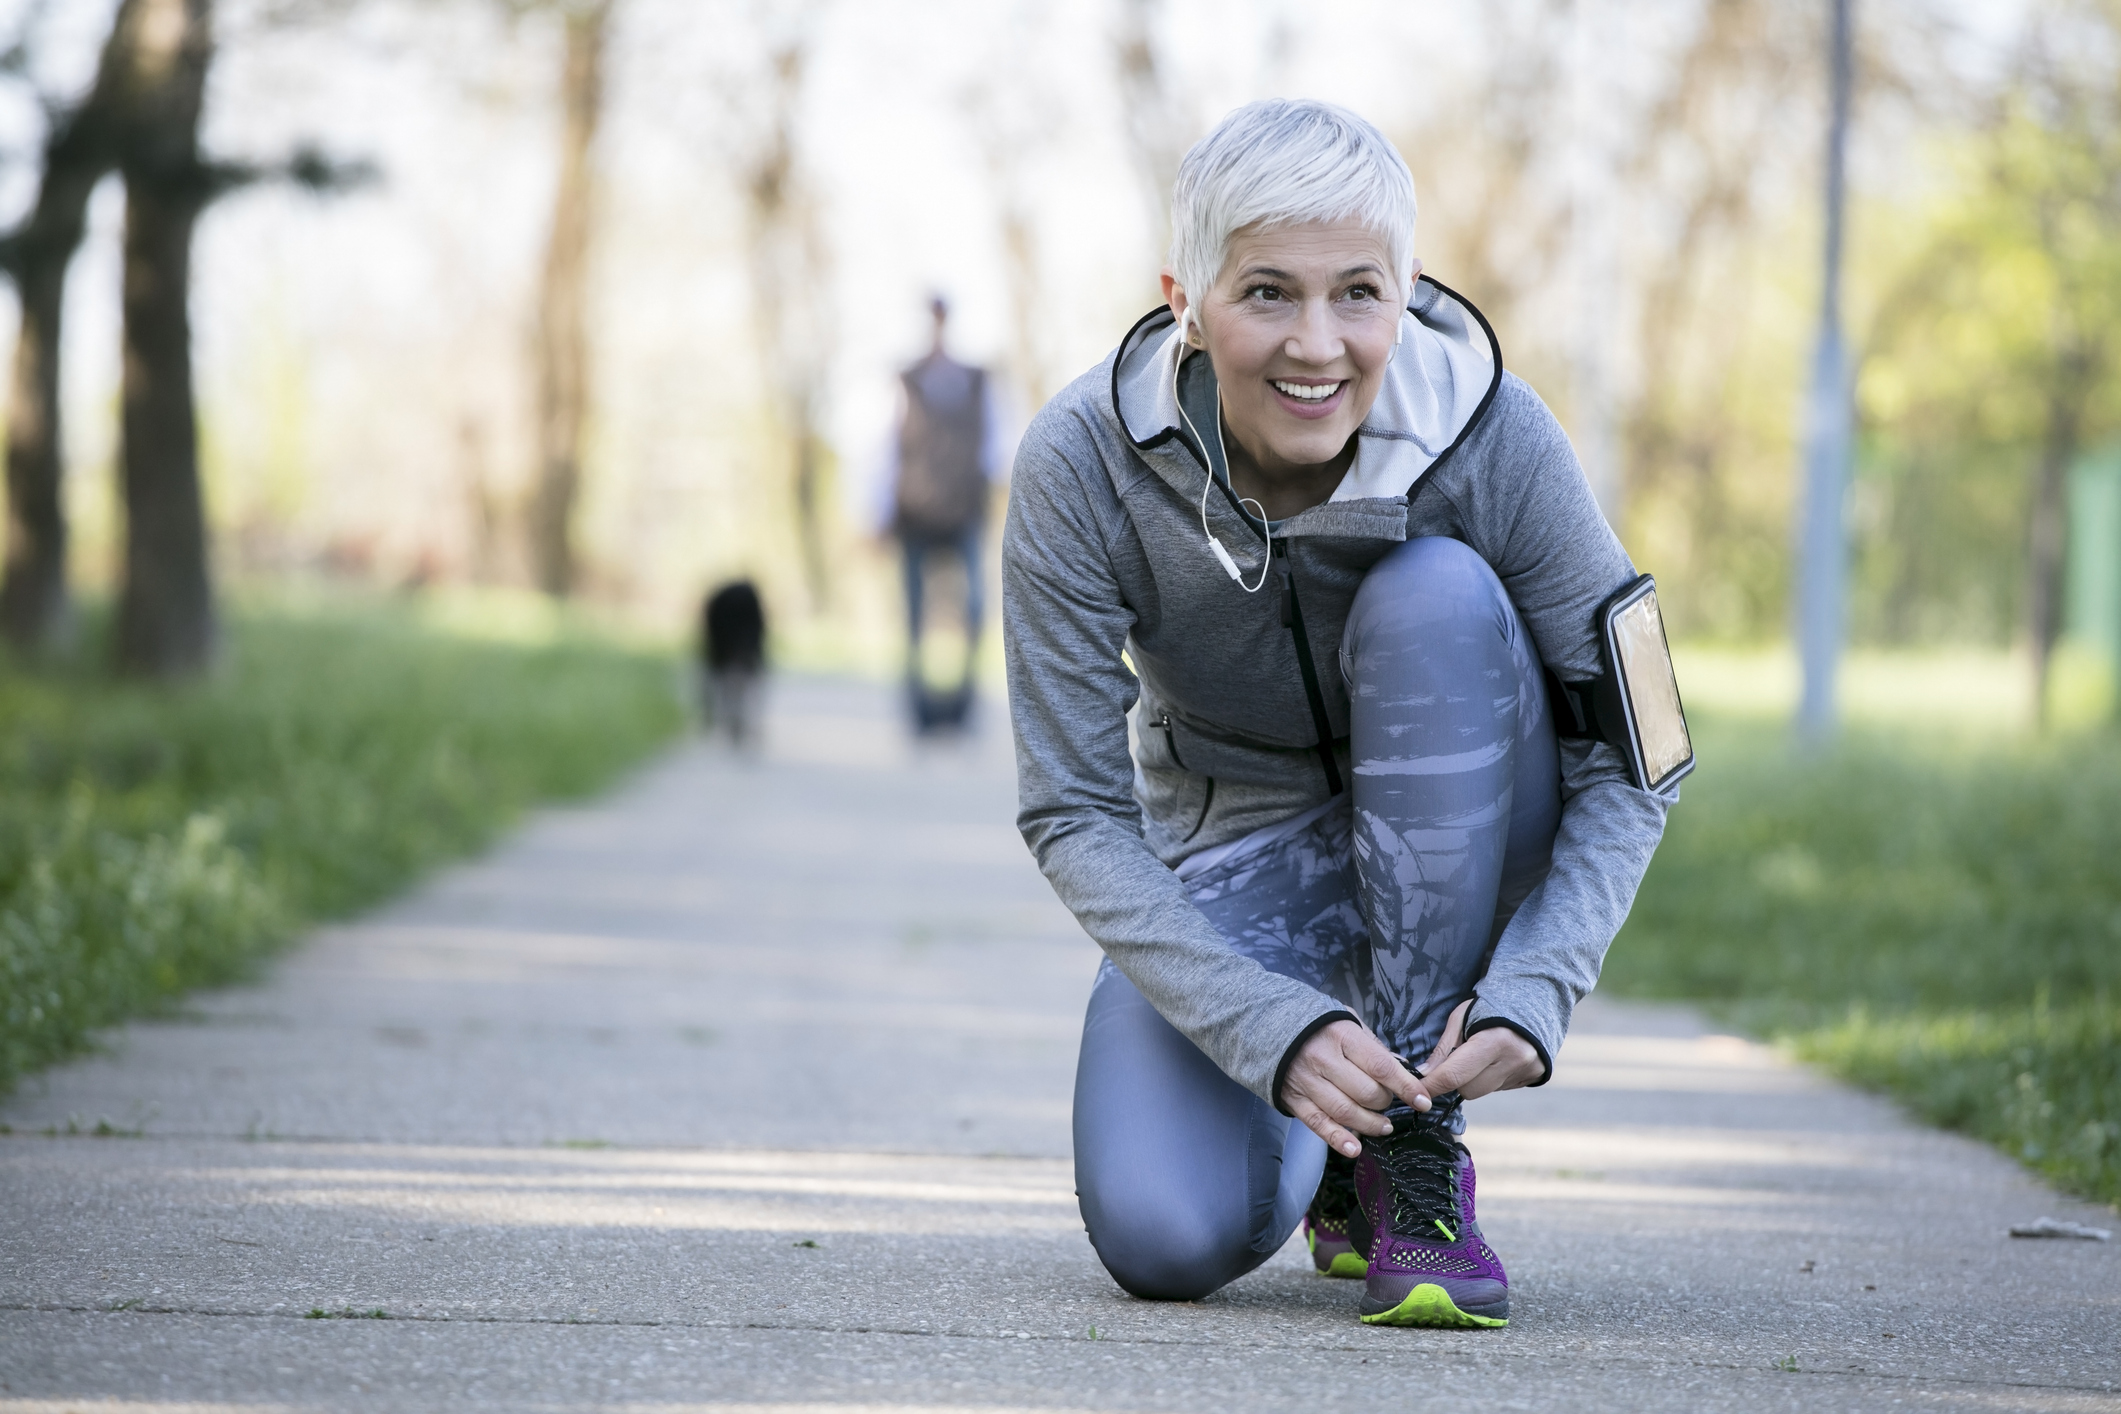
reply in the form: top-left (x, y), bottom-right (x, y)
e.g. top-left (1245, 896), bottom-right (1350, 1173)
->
top-left (1608, 717), bottom-right (2121, 1206)
top-left (0, 605), bottom-right (683, 1092)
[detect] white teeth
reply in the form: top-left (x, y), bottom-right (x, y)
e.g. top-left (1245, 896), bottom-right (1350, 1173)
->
top-left (1273, 380), bottom-right (1342, 401)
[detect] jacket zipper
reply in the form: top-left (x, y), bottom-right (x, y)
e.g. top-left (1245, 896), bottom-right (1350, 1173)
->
top-left (1275, 539), bottom-right (1346, 797)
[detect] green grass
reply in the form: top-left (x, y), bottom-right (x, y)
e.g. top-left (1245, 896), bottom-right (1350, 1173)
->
top-left (1608, 714), bottom-right (2121, 1206)
top-left (0, 602), bottom-right (684, 1092)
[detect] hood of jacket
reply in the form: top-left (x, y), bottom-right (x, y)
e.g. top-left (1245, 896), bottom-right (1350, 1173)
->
top-left (1108, 274), bottom-right (1502, 536)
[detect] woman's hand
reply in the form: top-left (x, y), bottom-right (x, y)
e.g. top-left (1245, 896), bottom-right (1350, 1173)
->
top-left (1417, 999), bottom-right (1544, 1103)
top-left (1279, 1019), bottom-right (1431, 1158)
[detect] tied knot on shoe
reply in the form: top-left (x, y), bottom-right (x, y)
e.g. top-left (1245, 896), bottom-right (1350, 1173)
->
top-left (1376, 1092), bottom-right (1467, 1240)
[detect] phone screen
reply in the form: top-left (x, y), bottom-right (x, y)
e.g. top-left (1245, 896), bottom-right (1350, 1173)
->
top-left (1611, 588), bottom-right (1692, 790)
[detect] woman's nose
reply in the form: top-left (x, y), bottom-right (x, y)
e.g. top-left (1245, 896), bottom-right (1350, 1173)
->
top-left (1283, 298), bottom-right (1346, 365)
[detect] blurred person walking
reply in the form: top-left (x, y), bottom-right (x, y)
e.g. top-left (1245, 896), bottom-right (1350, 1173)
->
top-left (885, 297), bottom-right (1010, 734)
top-left (1005, 101), bottom-right (1679, 1329)
top-left (699, 579), bottom-right (765, 749)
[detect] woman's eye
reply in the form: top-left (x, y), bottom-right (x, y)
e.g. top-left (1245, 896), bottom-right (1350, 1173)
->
top-left (1247, 285), bottom-right (1285, 302)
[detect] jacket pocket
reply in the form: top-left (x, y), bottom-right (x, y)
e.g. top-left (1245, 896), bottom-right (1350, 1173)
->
top-left (1132, 705), bottom-right (1214, 848)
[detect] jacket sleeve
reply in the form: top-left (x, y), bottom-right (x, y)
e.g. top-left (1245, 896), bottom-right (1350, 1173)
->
top-left (1446, 378), bottom-right (1673, 1079)
top-left (1003, 411), bottom-right (1350, 1106)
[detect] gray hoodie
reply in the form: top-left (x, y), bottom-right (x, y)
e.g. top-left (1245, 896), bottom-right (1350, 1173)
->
top-left (1003, 277), bottom-right (1671, 1107)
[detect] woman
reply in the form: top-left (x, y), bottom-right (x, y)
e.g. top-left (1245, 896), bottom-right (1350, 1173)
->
top-left (1003, 100), bottom-right (1672, 1329)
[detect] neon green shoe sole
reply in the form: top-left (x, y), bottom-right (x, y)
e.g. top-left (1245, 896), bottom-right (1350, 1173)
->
top-left (1358, 1281), bottom-right (1508, 1329)
top-left (1320, 1250), bottom-right (1368, 1279)
top-left (1306, 1226), bottom-right (1368, 1278)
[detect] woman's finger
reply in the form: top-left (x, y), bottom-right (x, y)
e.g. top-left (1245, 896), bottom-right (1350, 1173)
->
top-left (1338, 1028), bottom-right (1429, 1111)
top-left (1423, 998), bottom-right (1474, 1074)
top-left (1302, 1075), bottom-right (1396, 1136)
top-left (1286, 1050), bottom-right (1400, 1133)
top-left (1312, 1046), bottom-right (1394, 1110)
top-left (1420, 1026), bottom-right (1541, 1102)
top-left (1288, 1095), bottom-right (1366, 1159)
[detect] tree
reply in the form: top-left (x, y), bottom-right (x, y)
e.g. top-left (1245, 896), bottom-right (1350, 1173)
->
top-left (1860, 0), bottom-right (2121, 724)
top-left (526, 0), bottom-right (612, 599)
top-left (110, 0), bottom-right (217, 678)
top-left (1112, 0), bottom-right (1189, 275)
top-left (961, 1), bottom-right (1061, 408)
top-left (2003, 10), bottom-right (2121, 726)
top-left (0, 0), bottom-right (365, 674)
top-left (0, 0), bottom-right (149, 655)
top-left (727, 2), bottom-right (833, 612)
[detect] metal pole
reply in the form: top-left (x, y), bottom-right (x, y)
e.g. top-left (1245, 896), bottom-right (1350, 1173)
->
top-left (1797, 0), bottom-right (1854, 737)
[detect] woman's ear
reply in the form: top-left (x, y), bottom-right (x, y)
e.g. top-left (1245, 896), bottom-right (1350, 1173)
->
top-left (1159, 269), bottom-right (1200, 348)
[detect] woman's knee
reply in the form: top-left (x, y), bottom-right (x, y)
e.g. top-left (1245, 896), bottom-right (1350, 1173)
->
top-left (1083, 1193), bottom-right (1254, 1301)
top-left (1072, 971), bottom-right (1284, 1301)
top-left (1344, 535), bottom-right (1510, 652)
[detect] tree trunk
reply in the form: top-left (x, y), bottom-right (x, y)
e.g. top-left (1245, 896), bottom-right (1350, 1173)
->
top-left (528, 0), bottom-right (609, 600)
top-left (115, 180), bottom-right (214, 677)
top-left (112, 0), bottom-right (215, 679)
top-left (737, 27), bottom-right (832, 614)
top-left (1113, 0), bottom-right (1185, 273)
top-left (2027, 349), bottom-right (2090, 731)
top-left (1, 269), bottom-right (72, 652)
top-left (0, 0), bottom-right (148, 654)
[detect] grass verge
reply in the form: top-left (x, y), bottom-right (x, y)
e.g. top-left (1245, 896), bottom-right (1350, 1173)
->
top-left (1607, 715), bottom-right (2121, 1207)
top-left (0, 602), bottom-right (683, 1093)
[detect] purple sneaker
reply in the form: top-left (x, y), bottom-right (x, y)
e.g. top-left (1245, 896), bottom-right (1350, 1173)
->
top-left (1354, 1092), bottom-right (1509, 1328)
top-left (1303, 1146), bottom-right (1372, 1278)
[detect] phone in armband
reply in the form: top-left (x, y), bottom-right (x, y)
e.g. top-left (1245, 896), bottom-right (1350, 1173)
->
top-left (1546, 574), bottom-right (1695, 794)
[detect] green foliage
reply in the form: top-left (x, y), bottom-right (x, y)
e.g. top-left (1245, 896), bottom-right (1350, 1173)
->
top-left (1797, 1001), bottom-right (2119, 1206)
top-left (1609, 715), bottom-right (2121, 1204)
top-left (0, 606), bottom-right (683, 1091)
top-left (1855, 5), bottom-right (2121, 645)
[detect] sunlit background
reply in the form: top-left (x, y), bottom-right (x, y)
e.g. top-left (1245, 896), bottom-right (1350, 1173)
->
top-left (3, 0), bottom-right (2114, 723)
top-left (3, 0), bottom-right (2119, 1230)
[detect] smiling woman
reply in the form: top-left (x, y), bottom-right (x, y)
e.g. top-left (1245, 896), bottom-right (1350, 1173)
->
top-left (1002, 100), bottom-right (1675, 1330)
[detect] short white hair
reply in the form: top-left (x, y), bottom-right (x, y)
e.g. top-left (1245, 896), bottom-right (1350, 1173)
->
top-left (1167, 99), bottom-right (1417, 318)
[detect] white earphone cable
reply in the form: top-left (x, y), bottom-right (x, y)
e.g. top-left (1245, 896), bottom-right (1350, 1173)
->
top-left (1176, 315), bottom-right (1270, 594)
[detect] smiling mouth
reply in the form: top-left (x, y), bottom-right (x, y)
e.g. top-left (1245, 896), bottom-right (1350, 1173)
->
top-left (1272, 380), bottom-right (1344, 402)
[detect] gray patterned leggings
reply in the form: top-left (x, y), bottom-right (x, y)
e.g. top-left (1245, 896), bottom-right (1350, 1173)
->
top-left (1073, 536), bottom-right (1562, 1300)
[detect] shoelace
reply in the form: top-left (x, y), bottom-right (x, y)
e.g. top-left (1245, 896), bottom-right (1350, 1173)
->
top-left (1374, 1105), bottom-right (1468, 1242)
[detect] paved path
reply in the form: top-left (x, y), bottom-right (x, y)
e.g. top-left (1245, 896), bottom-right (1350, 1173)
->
top-left (3, 677), bottom-right (2116, 1413)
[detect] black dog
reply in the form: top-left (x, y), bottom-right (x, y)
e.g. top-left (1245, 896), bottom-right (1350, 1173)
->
top-left (700, 580), bottom-right (765, 746)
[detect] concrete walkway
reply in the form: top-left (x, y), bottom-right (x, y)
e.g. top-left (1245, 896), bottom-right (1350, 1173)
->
top-left (2, 677), bottom-right (2115, 1414)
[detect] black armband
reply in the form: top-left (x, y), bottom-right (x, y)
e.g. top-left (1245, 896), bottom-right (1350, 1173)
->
top-left (1545, 573), bottom-right (1696, 794)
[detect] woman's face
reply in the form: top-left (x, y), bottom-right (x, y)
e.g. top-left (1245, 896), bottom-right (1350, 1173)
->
top-left (1163, 219), bottom-right (1406, 480)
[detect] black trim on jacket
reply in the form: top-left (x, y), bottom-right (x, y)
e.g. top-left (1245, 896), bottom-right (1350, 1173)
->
top-left (1271, 1008), bottom-right (1360, 1116)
